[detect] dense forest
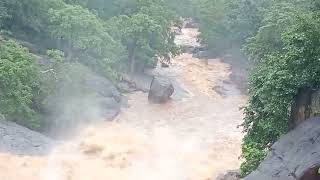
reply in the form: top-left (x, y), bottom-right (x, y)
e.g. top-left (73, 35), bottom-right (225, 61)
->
top-left (1, 0), bottom-right (320, 177)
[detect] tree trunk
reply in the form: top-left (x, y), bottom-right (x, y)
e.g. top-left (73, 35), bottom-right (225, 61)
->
top-left (67, 43), bottom-right (73, 62)
top-left (128, 46), bottom-right (136, 73)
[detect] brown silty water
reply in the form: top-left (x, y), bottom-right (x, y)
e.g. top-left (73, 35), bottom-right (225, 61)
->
top-left (0, 28), bottom-right (247, 180)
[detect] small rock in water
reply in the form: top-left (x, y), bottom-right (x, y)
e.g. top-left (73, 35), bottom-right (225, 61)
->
top-left (161, 62), bottom-right (170, 68)
top-left (215, 170), bottom-right (241, 180)
top-left (19, 159), bottom-right (28, 167)
top-left (148, 76), bottom-right (174, 103)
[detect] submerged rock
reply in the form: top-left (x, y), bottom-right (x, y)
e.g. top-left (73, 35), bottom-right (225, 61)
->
top-left (244, 117), bottom-right (320, 180)
top-left (216, 170), bottom-right (241, 180)
top-left (148, 76), bottom-right (174, 103)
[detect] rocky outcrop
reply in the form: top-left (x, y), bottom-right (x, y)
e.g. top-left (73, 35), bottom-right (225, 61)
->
top-left (85, 73), bottom-right (121, 119)
top-left (291, 88), bottom-right (320, 126)
top-left (85, 73), bottom-right (121, 102)
top-left (0, 120), bottom-right (54, 156)
top-left (244, 117), bottom-right (320, 180)
top-left (42, 69), bottom-right (122, 136)
top-left (299, 165), bottom-right (320, 180)
top-left (148, 76), bottom-right (174, 103)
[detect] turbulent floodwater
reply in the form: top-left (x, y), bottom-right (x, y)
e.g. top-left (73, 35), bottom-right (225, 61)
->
top-left (0, 28), bottom-right (247, 180)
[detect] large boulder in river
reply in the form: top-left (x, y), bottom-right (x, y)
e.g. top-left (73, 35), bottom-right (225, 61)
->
top-left (244, 117), bottom-right (320, 180)
top-left (148, 76), bottom-right (174, 103)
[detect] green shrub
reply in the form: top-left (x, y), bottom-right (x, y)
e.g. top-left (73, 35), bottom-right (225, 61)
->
top-left (0, 38), bottom-right (40, 128)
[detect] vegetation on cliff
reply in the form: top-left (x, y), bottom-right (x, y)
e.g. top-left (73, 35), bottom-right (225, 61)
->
top-left (190, 0), bottom-right (320, 176)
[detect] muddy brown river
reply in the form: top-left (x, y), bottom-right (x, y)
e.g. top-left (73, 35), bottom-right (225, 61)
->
top-left (0, 28), bottom-right (247, 180)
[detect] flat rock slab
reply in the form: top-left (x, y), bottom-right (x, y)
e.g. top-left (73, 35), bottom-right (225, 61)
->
top-left (244, 117), bottom-right (320, 180)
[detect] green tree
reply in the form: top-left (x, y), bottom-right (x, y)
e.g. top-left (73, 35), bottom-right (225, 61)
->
top-left (193, 0), bottom-right (270, 53)
top-left (107, 0), bottom-right (179, 72)
top-left (0, 38), bottom-right (40, 128)
top-left (244, 0), bottom-right (309, 61)
top-left (48, 4), bottom-right (123, 61)
top-left (108, 14), bottom-right (160, 72)
top-left (47, 3), bottom-right (125, 79)
top-left (0, 1), bottom-right (9, 28)
top-left (195, 0), bottom-right (229, 53)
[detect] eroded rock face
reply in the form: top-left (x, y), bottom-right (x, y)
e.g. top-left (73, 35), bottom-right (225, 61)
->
top-left (148, 76), bottom-right (174, 103)
top-left (291, 88), bottom-right (320, 126)
top-left (0, 121), bottom-right (54, 156)
top-left (299, 165), bottom-right (320, 180)
top-left (244, 117), bottom-right (320, 180)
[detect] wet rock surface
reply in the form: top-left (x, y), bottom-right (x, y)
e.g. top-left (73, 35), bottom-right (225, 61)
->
top-left (85, 73), bottom-right (122, 119)
top-left (85, 73), bottom-right (121, 102)
top-left (0, 121), bottom-right (54, 156)
top-left (148, 76), bottom-right (174, 103)
top-left (244, 117), bottom-right (320, 180)
top-left (291, 88), bottom-right (320, 126)
top-left (43, 71), bottom-right (122, 137)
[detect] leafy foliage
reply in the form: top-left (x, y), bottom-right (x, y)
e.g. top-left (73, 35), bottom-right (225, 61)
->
top-left (0, 1), bottom-right (9, 28)
top-left (0, 38), bottom-right (40, 128)
top-left (106, 0), bottom-right (179, 72)
top-left (193, 0), bottom-right (269, 54)
top-left (48, 4), bottom-right (123, 60)
top-left (240, 1), bottom-right (320, 176)
top-left (193, 0), bottom-right (229, 53)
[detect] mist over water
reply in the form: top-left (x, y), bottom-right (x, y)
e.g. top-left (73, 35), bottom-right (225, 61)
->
top-left (0, 27), bottom-right (247, 180)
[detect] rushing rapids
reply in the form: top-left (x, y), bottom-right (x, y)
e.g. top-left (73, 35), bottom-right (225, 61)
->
top-left (0, 28), bottom-right (247, 180)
